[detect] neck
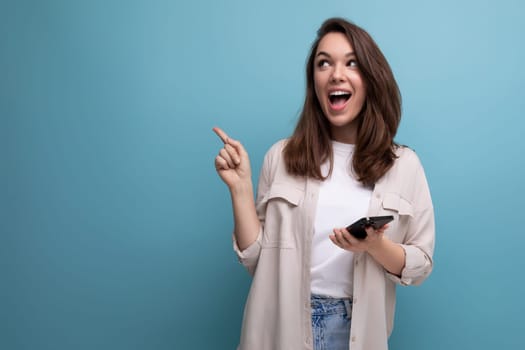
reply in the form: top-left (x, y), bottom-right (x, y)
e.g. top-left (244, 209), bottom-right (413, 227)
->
top-left (330, 125), bottom-right (357, 144)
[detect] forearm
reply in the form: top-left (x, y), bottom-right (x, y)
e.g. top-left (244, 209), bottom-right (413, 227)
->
top-left (367, 237), bottom-right (406, 276)
top-left (230, 181), bottom-right (261, 251)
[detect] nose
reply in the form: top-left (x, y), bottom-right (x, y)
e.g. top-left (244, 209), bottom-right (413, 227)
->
top-left (330, 63), bottom-right (345, 83)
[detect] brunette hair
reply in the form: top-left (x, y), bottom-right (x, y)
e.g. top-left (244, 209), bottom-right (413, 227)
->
top-left (283, 18), bottom-right (401, 186)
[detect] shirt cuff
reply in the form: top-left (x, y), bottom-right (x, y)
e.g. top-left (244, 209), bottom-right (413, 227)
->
top-left (386, 244), bottom-right (432, 286)
top-left (232, 228), bottom-right (263, 275)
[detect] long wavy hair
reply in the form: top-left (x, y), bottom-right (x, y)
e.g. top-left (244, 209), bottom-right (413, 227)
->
top-left (283, 18), bottom-right (401, 186)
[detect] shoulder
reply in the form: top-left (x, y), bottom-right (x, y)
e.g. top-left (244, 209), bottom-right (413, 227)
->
top-left (265, 139), bottom-right (288, 157)
top-left (393, 145), bottom-right (424, 171)
top-left (262, 139), bottom-right (289, 168)
top-left (387, 145), bottom-right (433, 211)
top-left (382, 145), bottom-right (430, 197)
top-left (379, 145), bottom-right (427, 189)
top-left (260, 138), bottom-right (304, 186)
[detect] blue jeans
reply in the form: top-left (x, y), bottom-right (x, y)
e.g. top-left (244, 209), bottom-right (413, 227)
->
top-left (311, 294), bottom-right (353, 350)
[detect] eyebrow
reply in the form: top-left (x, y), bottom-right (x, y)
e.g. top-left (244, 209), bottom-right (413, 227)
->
top-left (316, 51), bottom-right (356, 58)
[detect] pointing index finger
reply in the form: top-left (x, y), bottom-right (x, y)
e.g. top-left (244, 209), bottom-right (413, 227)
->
top-left (212, 127), bottom-right (229, 144)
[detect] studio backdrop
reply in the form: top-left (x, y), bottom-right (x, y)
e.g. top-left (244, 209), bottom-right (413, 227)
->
top-left (2, 0), bottom-right (524, 349)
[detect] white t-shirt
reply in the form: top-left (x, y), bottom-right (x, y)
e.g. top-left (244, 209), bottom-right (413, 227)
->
top-left (310, 141), bottom-right (372, 298)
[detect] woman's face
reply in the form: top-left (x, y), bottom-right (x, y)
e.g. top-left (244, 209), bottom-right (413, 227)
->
top-left (314, 32), bottom-right (366, 144)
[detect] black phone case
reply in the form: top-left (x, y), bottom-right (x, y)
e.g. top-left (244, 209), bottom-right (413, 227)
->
top-left (345, 215), bottom-right (394, 239)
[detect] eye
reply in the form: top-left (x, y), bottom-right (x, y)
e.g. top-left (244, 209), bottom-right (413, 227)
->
top-left (317, 59), bottom-right (330, 68)
top-left (347, 59), bottom-right (358, 68)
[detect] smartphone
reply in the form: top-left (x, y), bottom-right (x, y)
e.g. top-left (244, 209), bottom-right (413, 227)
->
top-left (345, 215), bottom-right (394, 239)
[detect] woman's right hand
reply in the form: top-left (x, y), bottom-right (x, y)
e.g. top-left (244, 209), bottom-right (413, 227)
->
top-left (213, 127), bottom-right (252, 190)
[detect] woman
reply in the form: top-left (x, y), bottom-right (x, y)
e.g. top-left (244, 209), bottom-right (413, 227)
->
top-left (213, 17), bottom-right (435, 350)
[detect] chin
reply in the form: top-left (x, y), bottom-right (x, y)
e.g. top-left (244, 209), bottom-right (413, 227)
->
top-left (325, 112), bottom-right (358, 126)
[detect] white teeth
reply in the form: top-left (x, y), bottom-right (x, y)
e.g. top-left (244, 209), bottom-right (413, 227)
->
top-left (329, 91), bottom-right (350, 96)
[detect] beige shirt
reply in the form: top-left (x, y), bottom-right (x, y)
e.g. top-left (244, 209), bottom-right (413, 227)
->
top-left (233, 140), bottom-right (435, 350)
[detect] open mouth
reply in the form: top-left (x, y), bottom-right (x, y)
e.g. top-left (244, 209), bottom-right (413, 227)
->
top-left (328, 91), bottom-right (351, 109)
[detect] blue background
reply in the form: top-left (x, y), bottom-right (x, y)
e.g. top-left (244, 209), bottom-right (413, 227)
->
top-left (2, 0), bottom-right (524, 349)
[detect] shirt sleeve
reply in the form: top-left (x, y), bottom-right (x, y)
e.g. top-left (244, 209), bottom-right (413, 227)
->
top-left (232, 142), bottom-right (277, 276)
top-left (386, 153), bottom-right (435, 286)
top-left (232, 229), bottom-right (263, 276)
top-left (386, 207), bottom-right (434, 286)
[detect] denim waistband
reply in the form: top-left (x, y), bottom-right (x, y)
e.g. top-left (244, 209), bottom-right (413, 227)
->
top-left (310, 294), bottom-right (353, 316)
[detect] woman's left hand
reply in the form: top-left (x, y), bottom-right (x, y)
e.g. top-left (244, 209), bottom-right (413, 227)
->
top-left (329, 225), bottom-right (389, 253)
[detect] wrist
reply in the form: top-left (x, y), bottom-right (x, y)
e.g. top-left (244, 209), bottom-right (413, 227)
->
top-left (366, 235), bottom-right (388, 256)
top-left (229, 180), bottom-right (254, 196)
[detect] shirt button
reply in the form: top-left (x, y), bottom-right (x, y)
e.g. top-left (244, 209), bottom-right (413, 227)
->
top-left (375, 193), bottom-right (381, 198)
top-left (351, 336), bottom-right (357, 342)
